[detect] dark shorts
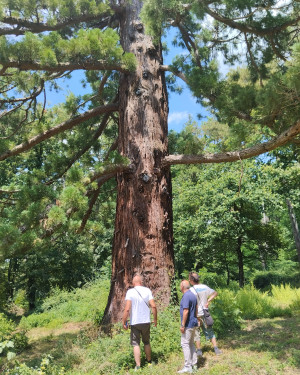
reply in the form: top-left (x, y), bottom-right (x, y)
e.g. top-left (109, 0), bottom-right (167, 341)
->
top-left (130, 323), bottom-right (151, 346)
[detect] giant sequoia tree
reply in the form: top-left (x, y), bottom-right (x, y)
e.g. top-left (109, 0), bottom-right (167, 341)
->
top-left (0, 0), bottom-right (299, 322)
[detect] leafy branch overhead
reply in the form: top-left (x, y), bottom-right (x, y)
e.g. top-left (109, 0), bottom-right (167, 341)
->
top-left (0, 0), bottom-right (299, 260)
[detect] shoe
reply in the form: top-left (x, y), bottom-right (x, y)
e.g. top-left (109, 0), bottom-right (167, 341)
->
top-left (134, 366), bottom-right (141, 371)
top-left (196, 349), bottom-right (203, 357)
top-left (214, 347), bottom-right (222, 355)
top-left (147, 361), bottom-right (153, 367)
top-left (177, 367), bottom-right (193, 373)
top-left (192, 364), bottom-right (198, 372)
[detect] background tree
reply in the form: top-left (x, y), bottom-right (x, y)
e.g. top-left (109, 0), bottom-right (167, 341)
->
top-left (0, 0), bottom-right (299, 321)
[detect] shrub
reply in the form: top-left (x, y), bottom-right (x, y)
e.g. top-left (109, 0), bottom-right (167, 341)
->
top-left (252, 270), bottom-right (300, 291)
top-left (0, 313), bottom-right (15, 341)
top-left (210, 289), bottom-right (242, 337)
top-left (0, 313), bottom-right (28, 361)
top-left (13, 290), bottom-right (29, 312)
top-left (236, 284), bottom-right (291, 319)
top-left (19, 278), bottom-right (110, 329)
top-left (4, 354), bottom-right (66, 375)
top-left (271, 284), bottom-right (300, 312)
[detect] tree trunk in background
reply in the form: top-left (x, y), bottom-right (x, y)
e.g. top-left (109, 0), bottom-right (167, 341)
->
top-left (286, 199), bottom-right (300, 264)
top-left (236, 236), bottom-right (244, 287)
top-left (103, 0), bottom-right (175, 323)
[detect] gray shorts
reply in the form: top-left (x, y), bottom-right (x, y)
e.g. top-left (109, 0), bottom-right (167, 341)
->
top-left (130, 323), bottom-right (151, 346)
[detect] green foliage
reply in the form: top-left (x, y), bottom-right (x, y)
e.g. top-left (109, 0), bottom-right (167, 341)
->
top-left (0, 313), bottom-right (28, 362)
top-left (236, 284), bottom-right (292, 320)
top-left (13, 290), bottom-right (29, 312)
top-left (172, 158), bottom-right (286, 283)
top-left (252, 270), bottom-right (300, 291)
top-left (19, 278), bottom-right (110, 330)
top-left (4, 354), bottom-right (66, 375)
top-left (210, 289), bottom-right (242, 336)
top-left (0, 313), bottom-right (15, 341)
top-left (271, 284), bottom-right (300, 310)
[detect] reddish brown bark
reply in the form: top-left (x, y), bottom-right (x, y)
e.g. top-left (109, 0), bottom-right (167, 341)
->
top-left (103, 0), bottom-right (175, 323)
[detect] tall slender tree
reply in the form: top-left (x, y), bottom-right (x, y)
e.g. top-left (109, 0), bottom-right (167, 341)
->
top-left (0, 0), bottom-right (299, 321)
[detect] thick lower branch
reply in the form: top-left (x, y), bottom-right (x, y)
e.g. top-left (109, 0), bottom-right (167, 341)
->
top-left (163, 120), bottom-right (300, 166)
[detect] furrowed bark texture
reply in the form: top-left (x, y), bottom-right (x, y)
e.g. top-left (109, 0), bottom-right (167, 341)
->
top-left (103, 0), bottom-right (175, 323)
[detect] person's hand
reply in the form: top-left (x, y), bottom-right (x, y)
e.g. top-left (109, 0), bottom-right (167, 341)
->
top-left (180, 326), bottom-right (185, 333)
top-left (152, 320), bottom-right (157, 327)
top-left (204, 302), bottom-right (209, 308)
top-left (123, 321), bottom-right (129, 330)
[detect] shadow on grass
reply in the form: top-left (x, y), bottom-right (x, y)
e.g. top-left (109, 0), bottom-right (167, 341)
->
top-left (223, 313), bottom-right (300, 368)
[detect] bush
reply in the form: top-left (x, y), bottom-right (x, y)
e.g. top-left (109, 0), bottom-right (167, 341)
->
top-left (252, 270), bottom-right (300, 291)
top-left (0, 313), bottom-right (15, 341)
top-left (271, 284), bottom-right (300, 310)
top-left (19, 278), bottom-right (110, 330)
top-left (210, 289), bottom-right (242, 337)
top-left (13, 290), bottom-right (29, 312)
top-left (4, 354), bottom-right (66, 375)
top-left (0, 313), bottom-right (28, 361)
top-left (236, 284), bottom-right (291, 319)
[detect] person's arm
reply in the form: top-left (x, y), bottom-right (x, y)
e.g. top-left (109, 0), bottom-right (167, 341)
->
top-left (122, 300), bottom-right (131, 329)
top-left (205, 291), bottom-right (218, 308)
top-left (149, 299), bottom-right (157, 327)
top-left (180, 308), bottom-right (189, 333)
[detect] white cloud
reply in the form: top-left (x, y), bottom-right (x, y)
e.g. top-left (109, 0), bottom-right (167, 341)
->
top-left (168, 111), bottom-right (189, 125)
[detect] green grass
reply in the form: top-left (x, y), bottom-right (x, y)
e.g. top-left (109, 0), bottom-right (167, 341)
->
top-left (1, 280), bottom-right (300, 374)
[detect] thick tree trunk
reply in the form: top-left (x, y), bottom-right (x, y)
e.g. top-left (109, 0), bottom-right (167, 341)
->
top-left (286, 199), bottom-right (300, 264)
top-left (103, 0), bottom-right (175, 323)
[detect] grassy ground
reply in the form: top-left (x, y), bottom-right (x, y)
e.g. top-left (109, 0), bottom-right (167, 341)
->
top-left (12, 313), bottom-right (300, 375)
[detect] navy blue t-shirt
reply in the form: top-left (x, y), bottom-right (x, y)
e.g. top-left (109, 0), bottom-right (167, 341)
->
top-left (180, 290), bottom-right (198, 328)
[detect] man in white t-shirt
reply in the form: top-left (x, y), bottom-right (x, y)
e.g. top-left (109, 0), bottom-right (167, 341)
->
top-left (189, 272), bottom-right (222, 356)
top-left (122, 274), bottom-right (157, 371)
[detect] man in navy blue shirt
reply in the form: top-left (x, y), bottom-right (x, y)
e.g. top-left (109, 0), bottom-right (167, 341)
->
top-left (178, 280), bottom-right (198, 373)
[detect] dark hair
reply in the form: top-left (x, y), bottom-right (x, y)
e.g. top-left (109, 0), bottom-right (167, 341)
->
top-left (189, 272), bottom-right (199, 283)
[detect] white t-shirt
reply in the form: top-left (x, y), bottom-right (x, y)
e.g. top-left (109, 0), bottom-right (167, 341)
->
top-left (190, 284), bottom-right (215, 316)
top-left (125, 286), bottom-right (153, 325)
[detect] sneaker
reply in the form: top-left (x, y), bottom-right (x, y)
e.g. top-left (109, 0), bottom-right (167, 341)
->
top-left (147, 361), bottom-right (153, 367)
top-left (214, 347), bottom-right (222, 355)
top-left (196, 349), bottom-right (203, 357)
top-left (192, 364), bottom-right (198, 372)
top-left (177, 366), bottom-right (193, 373)
top-left (134, 366), bottom-right (141, 371)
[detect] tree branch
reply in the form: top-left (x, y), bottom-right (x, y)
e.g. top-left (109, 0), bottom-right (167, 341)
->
top-left (160, 65), bottom-right (188, 84)
top-left (204, 5), bottom-right (300, 39)
top-left (163, 120), bottom-right (300, 166)
top-left (0, 103), bottom-right (119, 161)
top-left (0, 61), bottom-right (128, 74)
top-left (45, 111), bottom-right (114, 185)
top-left (0, 13), bottom-right (112, 36)
top-left (89, 163), bottom-right (132, 184)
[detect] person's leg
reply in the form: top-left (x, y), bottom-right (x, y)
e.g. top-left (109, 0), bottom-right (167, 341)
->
top-left (206, 326), bottom-right (221, 355)
top-left (133, 345), bottom-right (141, 367)
top-left (189, 327), bottom-right (197, 367)
top-left (211, 337), bottom-right (217, 347)
top-left (141, 323), bottom-right (152, 363)
top-left (131, 325), bottom-right (142, 368)
top-left (181, 328), bottom-right (193, 369)
top-left (194, 321), bottom-right (202, 355)
top-left (144, 344), bottom-right (151, 361)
